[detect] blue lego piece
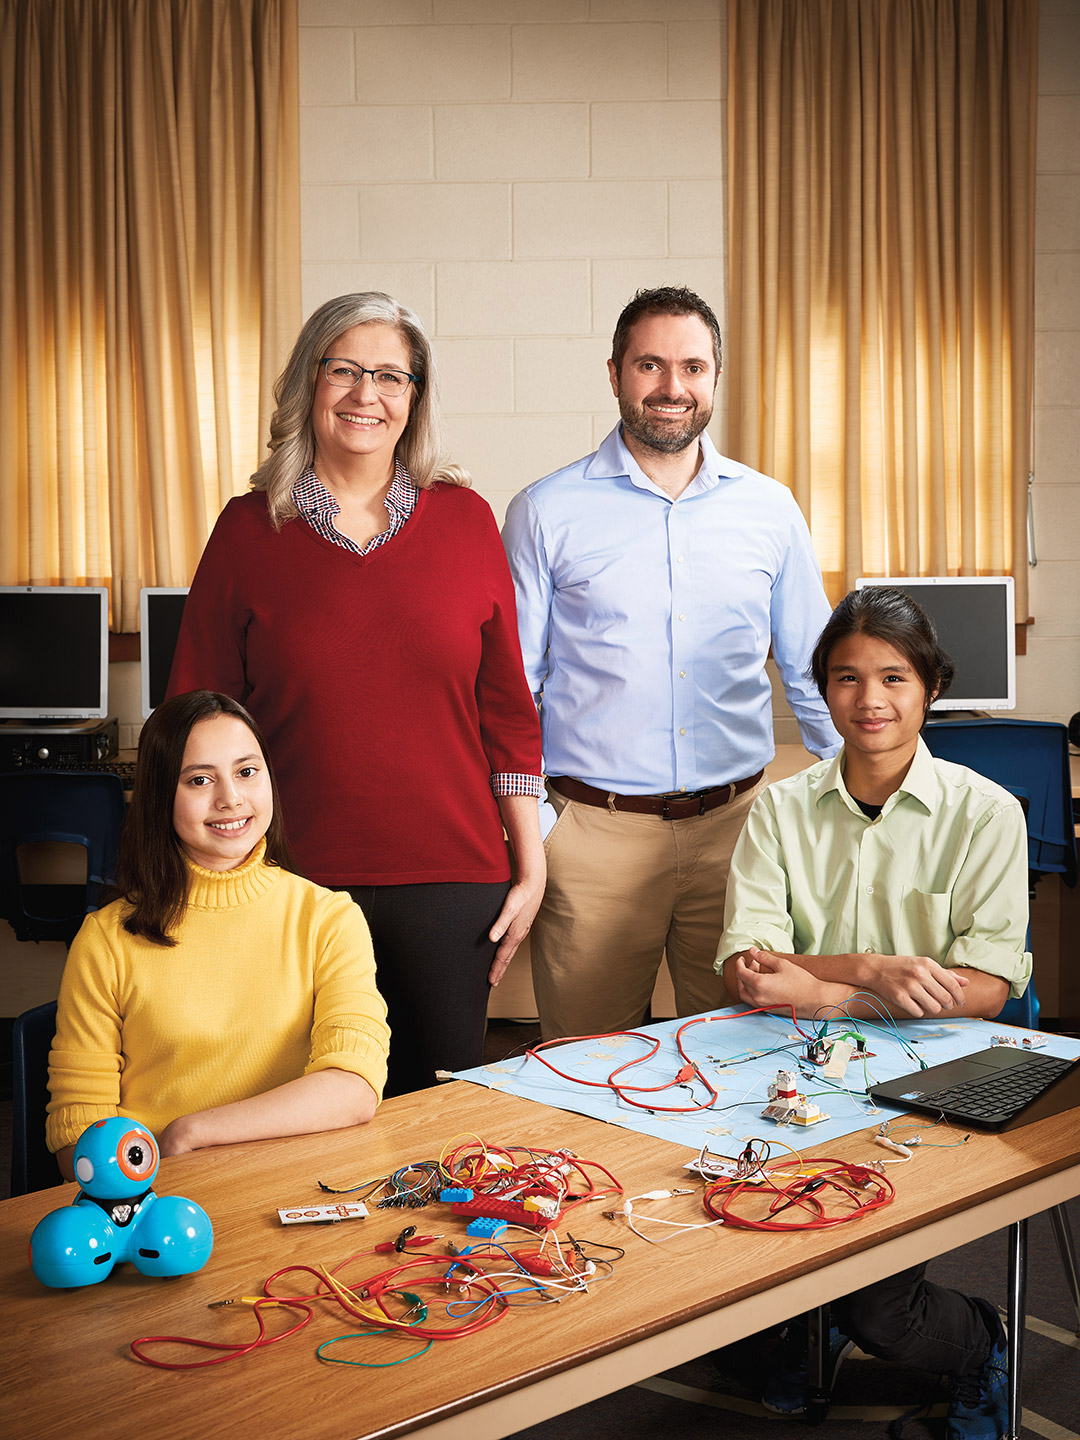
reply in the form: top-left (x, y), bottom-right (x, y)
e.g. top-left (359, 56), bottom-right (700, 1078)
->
top-left (439, 1187), bottom-right (475, 1203)
top-left (466, 1216), bottom-right (508, 1240)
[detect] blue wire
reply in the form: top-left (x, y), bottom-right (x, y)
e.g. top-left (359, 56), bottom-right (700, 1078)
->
top-left (446, 1284), bottom-right (545, 1317)
top-left (816, 994), bottom-right (927, 1069)
top-left (475, 1244), bottom-right (534, 1276)
top-left (849, 1003), bottom-right (928, 1069)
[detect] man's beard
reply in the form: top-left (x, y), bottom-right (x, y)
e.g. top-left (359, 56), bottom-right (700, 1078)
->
top-left (618, 391), bottom-right (713, 455)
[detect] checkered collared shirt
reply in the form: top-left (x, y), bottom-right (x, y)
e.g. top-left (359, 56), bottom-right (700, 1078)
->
top-left (293, 461), bottom-right (417, 556)
top-left (291, 464), bottom-right (542, 801)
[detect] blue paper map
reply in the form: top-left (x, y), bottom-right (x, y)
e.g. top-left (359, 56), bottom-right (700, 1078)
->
top-left (455, 1010), bottom-right (1080, 1159)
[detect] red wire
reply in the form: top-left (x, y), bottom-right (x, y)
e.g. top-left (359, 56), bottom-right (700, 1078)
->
top-left (264, 1255), bottom-right (510, 1339)
top-left (130, 1252), bottom-right (509, 1369)
top-left (131, 1298), bottom-right (313, 1369)
top-left (524, 1030), bottom-right (662, 1089)
top-left (131, 1134), bottom-right (626, 1371)
top-left (443, 1143), bottom-right (623, 1215)
top-left (703, 1159), bottom-right (895, 1231)
top-left (523, 1006), bottom-right (811, 1114)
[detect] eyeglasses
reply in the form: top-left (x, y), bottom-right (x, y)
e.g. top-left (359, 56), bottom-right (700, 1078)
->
top-left (320, 358), bottom-right (418, 398)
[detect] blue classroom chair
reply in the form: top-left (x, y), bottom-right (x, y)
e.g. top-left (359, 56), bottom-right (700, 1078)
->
top-left (0, 770), bottom-right (126, 946)
top-left (922, 718), bottom-right (1078, 1030)
top-left (922, 717), bottom-right (1080, 1418)
top-left (11, 1000), bottom-right (61, 1197)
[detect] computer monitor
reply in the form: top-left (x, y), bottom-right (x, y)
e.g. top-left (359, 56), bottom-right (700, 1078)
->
top-left (0, 585), bottom-right (110, 721)
top-left (140, 588), bottom-right (189, 718)
top-left (854, 576), bottom-right (1016, 712)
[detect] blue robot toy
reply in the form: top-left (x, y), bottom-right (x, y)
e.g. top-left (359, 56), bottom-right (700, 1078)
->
top-left (30, 1117), bottom-right (214, 1289)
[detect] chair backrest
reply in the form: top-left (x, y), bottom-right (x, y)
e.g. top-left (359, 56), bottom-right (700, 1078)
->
top-left (922, 719), bottom-right (1070, 1034)
top-left (11, 1000), bottom-right (61, 1196)
top-left (922, 719), bottom-right (1077, 886)
top-left (0, 770), bottom-right (127, 944)
top-left (995, 985), bottom-right (1040, 1031)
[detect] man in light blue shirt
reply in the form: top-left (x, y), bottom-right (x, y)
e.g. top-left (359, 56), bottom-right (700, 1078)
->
top-left (502, 286), bottom-right (839, 1039)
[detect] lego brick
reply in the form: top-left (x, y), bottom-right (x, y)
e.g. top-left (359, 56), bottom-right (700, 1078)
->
top-left (450, 1195), bottom-right (558, 1231)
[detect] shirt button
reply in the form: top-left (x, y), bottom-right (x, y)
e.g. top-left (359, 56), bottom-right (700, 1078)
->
top-left (864, 946), bottom-right (874, 953)
top-left (679, 727), bottom-right (686, 735)
top-left (676, 555), bottom-right (684, 563)
top-left (866, 885), bottom-right (874, 895)
top-left (678, 613), bottom-right (686, 621)
top-left (679, 670), bottom-right (687, 678)
top-left (680, 786), bottom-right (687, 792)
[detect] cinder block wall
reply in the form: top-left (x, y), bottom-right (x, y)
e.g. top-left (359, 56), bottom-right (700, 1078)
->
top-left (297, 0), bottom-right (1079, 726)
top-left (1028, 0), bottom-right (1080, 723)
top-left (298, 0), bottom-right (728, 529)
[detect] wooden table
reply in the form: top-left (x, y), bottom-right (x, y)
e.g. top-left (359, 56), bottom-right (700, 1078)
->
top-left (3, 1081), bottom-right (1080, 1440)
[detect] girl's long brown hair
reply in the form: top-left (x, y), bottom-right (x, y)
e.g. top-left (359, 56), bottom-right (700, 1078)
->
top-left (114, 691), bottom-right (296, 945)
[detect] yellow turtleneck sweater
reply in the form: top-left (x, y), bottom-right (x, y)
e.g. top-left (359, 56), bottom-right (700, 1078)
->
top-left (46, 841), bottom-right (390, 1151)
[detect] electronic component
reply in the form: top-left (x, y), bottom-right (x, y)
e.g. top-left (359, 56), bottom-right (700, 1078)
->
top-left (509, 1248), bottom-right (560, 1276)
top-left (373, 1231), bottom-right (442, 1252)
top-left (823, 1039), bottom-right (854, 1078)
top-left (761, 1098), bottom-right (828, 1126)
top-left (684, 1153), bottom-right (743, 1180)
top-left (278, 1201), bottom-right (369, 1225)
top-left (874, 1135), bottom-right (913, 1160)
top-left (761, 1069), bottom-right (829, 1126)
top-left (773, 1069), bottom-right (798, 1100)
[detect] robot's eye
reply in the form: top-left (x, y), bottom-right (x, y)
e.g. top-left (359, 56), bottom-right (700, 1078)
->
top-left (116, 1128), bottom-right (159, 1181)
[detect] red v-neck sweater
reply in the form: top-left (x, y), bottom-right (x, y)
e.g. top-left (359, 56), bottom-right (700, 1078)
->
top-left (168, 484), bottom-right (541, 885)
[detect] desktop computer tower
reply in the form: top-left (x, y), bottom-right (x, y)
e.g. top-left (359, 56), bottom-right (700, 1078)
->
top-left (0, 717), bottom-right (119, 768)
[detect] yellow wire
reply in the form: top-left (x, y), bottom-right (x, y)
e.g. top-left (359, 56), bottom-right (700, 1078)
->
top-left (316, 1265), bottom-right (411, 1331)
top-left (438, 1131), bottom-right (488, 1170)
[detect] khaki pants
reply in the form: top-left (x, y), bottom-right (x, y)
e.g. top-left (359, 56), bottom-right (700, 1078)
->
top-left (530, 779), bottom-right (763, 1040)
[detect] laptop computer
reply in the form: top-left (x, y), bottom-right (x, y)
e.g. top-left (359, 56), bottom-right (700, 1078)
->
top-left (868, 1045), bottom-right (1080, 1132)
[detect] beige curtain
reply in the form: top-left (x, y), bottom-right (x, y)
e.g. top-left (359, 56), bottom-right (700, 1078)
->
top-left (0, 0), bottom-right (301, 631)
top-left (727, 0), bottom-right (1037, 617)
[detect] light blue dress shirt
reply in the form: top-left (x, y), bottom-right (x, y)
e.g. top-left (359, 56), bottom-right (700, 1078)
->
top-left (502, 426), bottom-right (841, 796)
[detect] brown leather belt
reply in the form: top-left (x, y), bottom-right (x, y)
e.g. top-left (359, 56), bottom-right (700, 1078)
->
top-left (548, 771), bottom-right (764, 821)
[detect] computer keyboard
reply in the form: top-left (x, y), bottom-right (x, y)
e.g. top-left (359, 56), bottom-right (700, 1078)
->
top-left (919, 1052), bottom-right (1073, 1123)
top-left (23, 758), bottom-right (139, 789)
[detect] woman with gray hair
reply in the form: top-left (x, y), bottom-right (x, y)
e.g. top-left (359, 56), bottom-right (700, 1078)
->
top-left (170, 293), bottom-right (544, 1096)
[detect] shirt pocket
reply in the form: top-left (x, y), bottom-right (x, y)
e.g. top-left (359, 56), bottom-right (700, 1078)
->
top-left (899, 888), bottom-right (954, 961)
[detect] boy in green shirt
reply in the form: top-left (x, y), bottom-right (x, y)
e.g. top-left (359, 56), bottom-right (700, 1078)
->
top-left (717, 587), bottom-right (1028, 1437)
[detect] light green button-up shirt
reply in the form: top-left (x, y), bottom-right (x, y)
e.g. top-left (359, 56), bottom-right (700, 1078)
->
top-left (717, 738), bottom-right (1031, 997)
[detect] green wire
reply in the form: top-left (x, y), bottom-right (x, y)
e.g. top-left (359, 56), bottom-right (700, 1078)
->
top-left (316, 1331), bottom-right (434, 1368)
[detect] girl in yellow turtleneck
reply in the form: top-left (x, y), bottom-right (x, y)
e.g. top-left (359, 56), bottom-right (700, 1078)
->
top-left (46, 690), bottom-right (390, 1180)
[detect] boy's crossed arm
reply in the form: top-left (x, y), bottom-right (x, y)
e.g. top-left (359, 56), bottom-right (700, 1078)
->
top-left (726, 947), bottom-right (1008, 1021)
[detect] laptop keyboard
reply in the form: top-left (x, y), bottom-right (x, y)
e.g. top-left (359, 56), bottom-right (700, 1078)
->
top-left (920, 1052), bottom-right (1073, 1121)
